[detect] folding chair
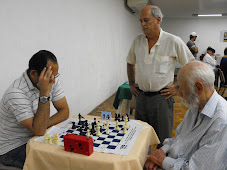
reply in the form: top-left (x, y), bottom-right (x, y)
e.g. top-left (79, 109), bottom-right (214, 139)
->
top-left (218, 68), bottom-right (227, 96)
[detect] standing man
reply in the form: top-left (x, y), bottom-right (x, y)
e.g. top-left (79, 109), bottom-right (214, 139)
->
top-left (0, 50), bottom-right (69, 169)
top-left (127, 5), bottom-right (194, 144)
top-left (186, 32), bottom-right (199, 58)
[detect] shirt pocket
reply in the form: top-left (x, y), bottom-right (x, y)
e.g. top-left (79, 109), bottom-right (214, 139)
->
top-left (155, 56), bottom-right (169, 74)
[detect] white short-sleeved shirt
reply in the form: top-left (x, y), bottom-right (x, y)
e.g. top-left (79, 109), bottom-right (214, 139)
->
top-left (127, 29), bottom-right (194, 92)
top-left (203, 53), bottom-right (216, 69)
top-left (0, 71), bottom-right (65, 155)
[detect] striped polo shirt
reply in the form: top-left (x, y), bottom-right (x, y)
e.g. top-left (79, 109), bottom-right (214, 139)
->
top-left (0, 71), bottom-right (64, 155)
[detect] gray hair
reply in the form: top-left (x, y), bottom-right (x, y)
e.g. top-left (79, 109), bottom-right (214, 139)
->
top-left (185, 61), bottom-right (215, 91)
top-left (151, 6), bottom-right (164, 22)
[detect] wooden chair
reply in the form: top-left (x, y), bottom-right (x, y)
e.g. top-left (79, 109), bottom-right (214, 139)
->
top-left (218, 68), bottom-right (227, 96)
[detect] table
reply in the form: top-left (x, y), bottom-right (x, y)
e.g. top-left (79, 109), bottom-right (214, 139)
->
top-left (23, 115), bottom-right (160, 170)
top-left (113, 82), bottom-right (132, 116)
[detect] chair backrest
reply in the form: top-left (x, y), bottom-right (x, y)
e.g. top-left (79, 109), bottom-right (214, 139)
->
top-left (218, 68), bottom-right (226, 84)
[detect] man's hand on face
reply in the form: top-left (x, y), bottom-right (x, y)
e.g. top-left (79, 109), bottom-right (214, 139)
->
top-left (37, 66), bottom-right (55, 96)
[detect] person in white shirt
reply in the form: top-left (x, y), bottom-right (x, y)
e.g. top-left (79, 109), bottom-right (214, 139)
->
top-left (203, 47), bottom-right (217, 73)
top-left (0, 50), bottom-right (69, 169)
top-left (127, 5), bottom-right (194, 145)
top-left (145, 61), bottom-right (227, 170)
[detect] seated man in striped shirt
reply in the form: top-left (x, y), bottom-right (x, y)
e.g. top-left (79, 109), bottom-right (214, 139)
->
top-left (145, 61), bottom-right (227, 170)
top-left (0, 50), bottom-right (69, 169)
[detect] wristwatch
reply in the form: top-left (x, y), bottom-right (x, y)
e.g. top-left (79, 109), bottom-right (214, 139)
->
top-left (39, 96), bottom-right (50, 103)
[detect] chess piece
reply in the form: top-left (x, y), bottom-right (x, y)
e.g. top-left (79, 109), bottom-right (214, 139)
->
top-left (106, 120), bottom-right (109, 127)
top-left (44, 133), bottom-right (49, 143)
top-left (106, 127), bottom-right (109, 134)
top-left (124, 116), bottom-right (129, 128)
top-left (52, 133), bottom-right (60, 144)
top-left (72, 122), bottom-right (76, 129)
top-left (94, 118), bottom-right (97, 126)
top-left (115, 120), bottom-right (120, 130)
top-left (103, 122), bottom-right (106, 129)
top-left (78, 113), bottom-right (82, 125)
top-left (96, 126), bottom-right (101, 136)
top-left (48, 136), bottom-right (52, 144)
top-left (121, 116), bottom-right (124, 122)
top-left (123, 125), bottom-right (127, 134)
top-left (86, 129), bottom-right (92, 137)
top-left (89, 122), bottom-right (92, 130)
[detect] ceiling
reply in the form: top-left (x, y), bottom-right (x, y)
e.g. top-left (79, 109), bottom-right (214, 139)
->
top-left (148, 0), bottom-right (227, 18)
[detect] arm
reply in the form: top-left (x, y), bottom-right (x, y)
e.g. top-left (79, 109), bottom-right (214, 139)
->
top-left (191, 45), bottom-right (198, 53)
top-left (20, 67), bottom-right (55, 136)
top-left (127, 63), bottom-right (139, 96)
top-left (48, 96), bottom-right (69, 127)
top-left (162, 123), bottom-right (227, 170)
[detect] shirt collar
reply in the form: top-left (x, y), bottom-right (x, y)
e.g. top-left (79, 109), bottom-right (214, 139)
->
top-left (23, 70), bottom-right (36, 90)
top-left (200, 90), bottom-right (218, 118)
top-left (143, 28), bottom-right (163, 46)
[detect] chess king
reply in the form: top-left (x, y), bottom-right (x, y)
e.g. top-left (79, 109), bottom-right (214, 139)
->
top-left (0, 50), bottom-right (69, 169)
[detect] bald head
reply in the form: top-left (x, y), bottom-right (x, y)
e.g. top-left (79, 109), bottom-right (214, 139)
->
top-left (140, 5), bottom-right (163, 22)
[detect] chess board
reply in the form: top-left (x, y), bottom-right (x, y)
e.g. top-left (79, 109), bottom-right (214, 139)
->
top-left (35, 117), bottom-right (147, 155)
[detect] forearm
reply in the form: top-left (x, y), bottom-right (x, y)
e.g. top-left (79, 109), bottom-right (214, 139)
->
top-left (32, 102), bottom-right (51, 136)
top-left (127, 63), bottom-right (135, 85)
top-left (48, 108), bottom-right (69, 127)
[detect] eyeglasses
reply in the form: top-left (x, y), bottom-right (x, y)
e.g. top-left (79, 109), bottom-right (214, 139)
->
top-left (54, 73), bottom-right (60, 79)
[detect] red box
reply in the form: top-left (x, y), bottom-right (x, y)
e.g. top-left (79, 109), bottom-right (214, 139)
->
top-left (63, 134), bottom-right (93, 156)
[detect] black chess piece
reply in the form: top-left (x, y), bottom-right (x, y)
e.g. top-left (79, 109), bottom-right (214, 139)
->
top-left (94, 118), bottom-right (97, 126)
top-left (72, 122), bottom-right (76, 129)
top-left (115, 113), bottom-right (118, 121)
top-left (79, 127), bottom-right (83, 136)
top-left (78, 113), bottom-right (82, 125)
top-left (126, 114), bottom-right (129, 121)
top-left (121, 116), bottom-right (124, 122)
top-left (107, 115), bottom-right (110, 120)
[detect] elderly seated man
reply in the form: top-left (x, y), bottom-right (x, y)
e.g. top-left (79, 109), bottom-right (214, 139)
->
top-left (145, 61), bottom-right (227, 170)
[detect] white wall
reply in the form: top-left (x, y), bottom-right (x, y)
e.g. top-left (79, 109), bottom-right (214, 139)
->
top-left (0, 0), bottom-right (141, 116)
top-left (161, 18), bottom-right (227, 61)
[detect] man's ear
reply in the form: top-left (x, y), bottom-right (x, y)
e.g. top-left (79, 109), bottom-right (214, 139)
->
top-left (29, 70), bottom-right (38, 80)
top-left (195, 81), bottom-right (204, 95)
top-left (156, 16), bottom-right (161, 25)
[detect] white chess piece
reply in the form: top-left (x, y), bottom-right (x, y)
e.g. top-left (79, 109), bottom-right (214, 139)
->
top-left (52, 133), bottom-right (59, 144)
top-left (96, 126), bottom-right (101, 136)
top-left (103, 122), bottom-right (106, 129)
top-left (89, 122), bottom-right (92, 130)
top-left (48, 136), bottom-right (52, 144)
top-left (115, 120), bottom-right (120, 130)
top-left (124, 116), bottom-right (129, 128)
top-left (87, 129), bottom-right (91, 137)
top-left (106, 127), bottom-right (109, 134)
top-left (44, 133), bottom-right (49, 143)
top-left (106, 120), bottom-right (109, 127)
top-left (123, 125), bottom-right (127, 134)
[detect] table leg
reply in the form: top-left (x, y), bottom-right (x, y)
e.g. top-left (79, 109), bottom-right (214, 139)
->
top-left (124, 99), bottom-right (131, 116)
top-left (116, 99), bottom-right (123, 116)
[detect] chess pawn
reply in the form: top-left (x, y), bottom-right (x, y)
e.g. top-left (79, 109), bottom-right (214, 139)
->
top-left (44, 133), bottom-right (49, 143)
top-left (48, 136), bottom-right (52, 144)
top-left (89, 122), bottom-right (92, 130)
top-left (123, 125), bottom-right (127, 134)
top-left (96, 126), bottom-right (101, 136)
top-left (106, 127), bottom-right (109, 134)
top-left (52, 133), bottom-right (59, 144)
top-left (106, 120), bottom-right (109, 127)
top-left (103, 122), bottom-right (106, 129)
top-left (115, 120), bottom-right (120, 130)
top-left (87, 129), bottom-right (92, 137)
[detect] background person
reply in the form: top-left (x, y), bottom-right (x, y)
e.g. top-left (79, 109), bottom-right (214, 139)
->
top-left (186, 32), bottom-right (198, 58)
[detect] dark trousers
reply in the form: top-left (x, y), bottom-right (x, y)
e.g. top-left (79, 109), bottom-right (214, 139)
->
top-left (0, 144), bottom-right (26, 169)
top-left (135, 93), bottom-right (173, 144)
